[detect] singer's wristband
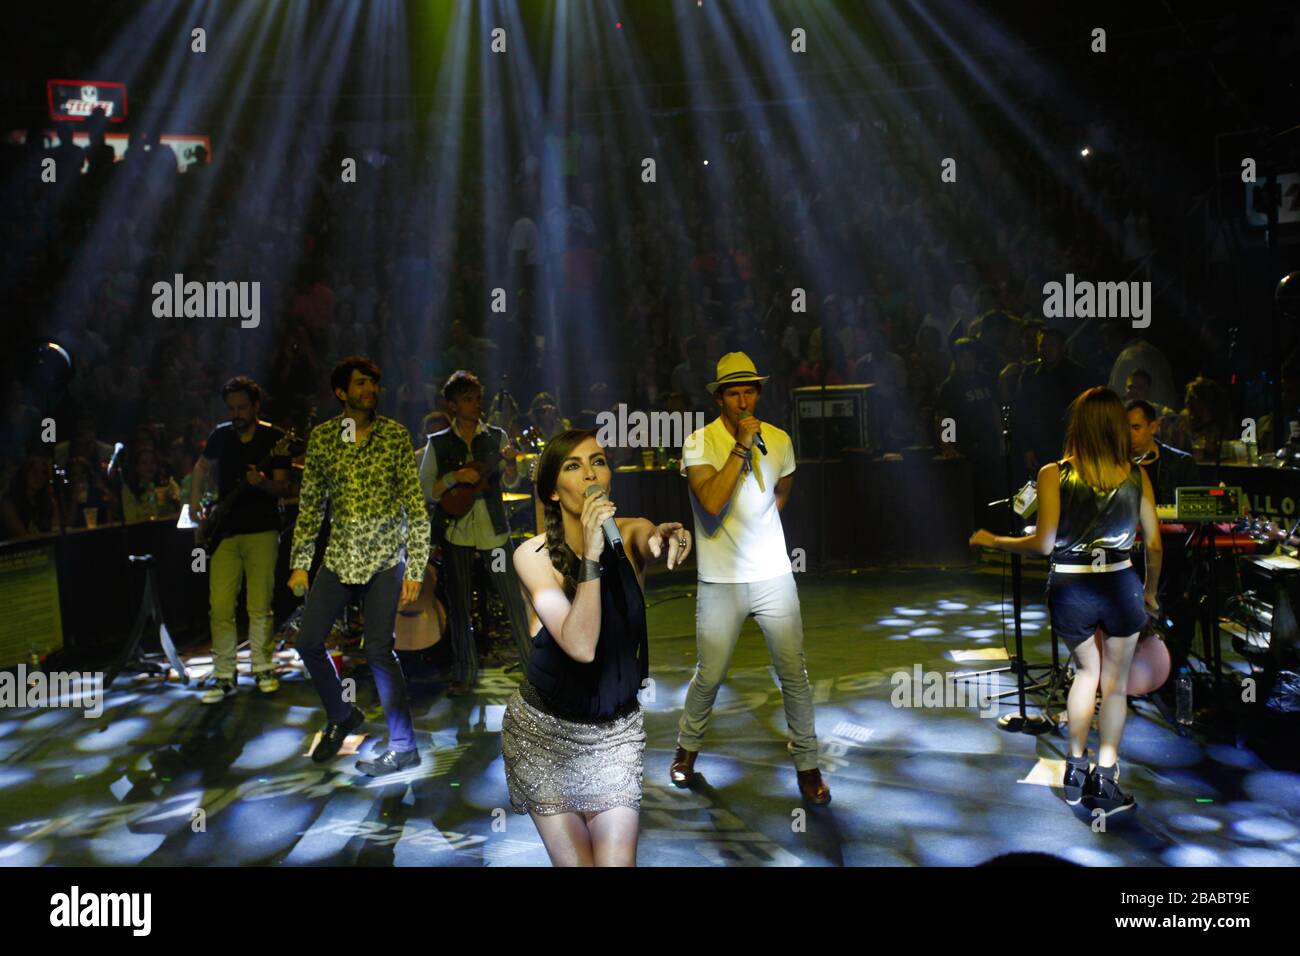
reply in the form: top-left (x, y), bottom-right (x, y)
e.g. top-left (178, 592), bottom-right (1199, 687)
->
top-left (578, 558), bottom-right (602, 582)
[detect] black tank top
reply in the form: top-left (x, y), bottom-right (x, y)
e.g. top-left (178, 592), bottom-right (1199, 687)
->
top-left (1052, 459), bottom-right (1143, 566)
top-left (524, 542), bottom-right (649, 722)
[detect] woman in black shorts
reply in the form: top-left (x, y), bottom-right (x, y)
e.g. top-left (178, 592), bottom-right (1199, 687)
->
top-left (971, 387), bottom-right (1162, 818)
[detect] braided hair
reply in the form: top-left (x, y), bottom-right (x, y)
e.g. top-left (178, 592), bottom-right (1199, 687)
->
top-left (534, 428), bottom-right (600, 599)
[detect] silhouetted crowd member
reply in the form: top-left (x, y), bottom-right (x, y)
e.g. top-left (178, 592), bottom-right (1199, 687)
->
top-left (1013, 328), bottom-right (1096, 479)
top-left (1166, 376), bottom-right (1235, 463)
top-left (1, 453), bottom-right (61, 539)
top-left (937, 339), bottom-right (1004, 525)
top-left (2, 42), bottom-right (1275, 546)
top-left (120, 445), bottom-right (181, 524)
top-left (61, 455), bottom-right (119, 527)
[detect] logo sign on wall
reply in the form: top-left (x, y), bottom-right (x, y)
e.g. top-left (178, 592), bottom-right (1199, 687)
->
top-left (1246, 172), bottom-right (1300, 227)
top-left (47, 79), bottom-right (129, 123)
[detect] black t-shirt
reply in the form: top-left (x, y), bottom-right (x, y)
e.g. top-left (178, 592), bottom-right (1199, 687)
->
top-left (202, 422), bottom-right (291, 537)
top-left (937, 372), bottom-right (1001, 455)
top-left (1144, 439), bottom-right (1200, 506)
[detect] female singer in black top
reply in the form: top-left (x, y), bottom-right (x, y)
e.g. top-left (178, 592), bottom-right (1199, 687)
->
top-left (503, 429), bottom-right (692, 866)
top-left (970, 387), bottom-right (1162, 818)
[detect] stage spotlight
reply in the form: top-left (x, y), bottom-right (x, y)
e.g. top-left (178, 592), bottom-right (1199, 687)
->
top-left (703, 159), bottom-right (709, 165)
top-left (1080, 147), bottom-right (1091, 157)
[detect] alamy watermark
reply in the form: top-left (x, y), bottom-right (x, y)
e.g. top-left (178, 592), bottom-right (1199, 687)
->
top-left (1042, 273), bottom-right (1150, 329)
top-left (49, 886), bottom-right (150, 936)
top-left (1, 665), bottom-right (104, 718)
top-left (595, 403), bottom-right (706, 449)
top-left (151, 273), bottom-right (260, 328)
top-left (890, 664), bottom-right (999, 719)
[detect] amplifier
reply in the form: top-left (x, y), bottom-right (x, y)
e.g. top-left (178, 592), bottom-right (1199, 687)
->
top-left (1173, 486), bottom-right (1246, 521)
top-left (791, 384), bottom-right (875, 459)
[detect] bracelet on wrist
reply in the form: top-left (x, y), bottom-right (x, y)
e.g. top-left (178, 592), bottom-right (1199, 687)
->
top-left (578, 558), bottom-right (602, 582)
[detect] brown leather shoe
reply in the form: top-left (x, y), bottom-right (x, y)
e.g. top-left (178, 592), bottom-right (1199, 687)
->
top-left (670, 746), bottom-right (698, 787)
top-left (797, 768), bottom-right (831, 805)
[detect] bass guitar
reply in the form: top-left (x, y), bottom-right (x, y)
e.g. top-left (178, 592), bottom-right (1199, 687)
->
top-left (198, 429), bottom-right (305, 553)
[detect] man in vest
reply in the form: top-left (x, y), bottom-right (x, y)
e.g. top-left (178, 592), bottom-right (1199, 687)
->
top-left (419, 370), bottom-right (532, 695)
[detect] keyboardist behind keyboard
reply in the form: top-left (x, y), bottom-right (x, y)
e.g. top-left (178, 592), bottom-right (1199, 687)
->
top-left (1127, 399), bottom-right (1199, 506)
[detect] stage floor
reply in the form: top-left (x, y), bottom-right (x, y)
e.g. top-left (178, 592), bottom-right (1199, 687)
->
top-left (2, 568), bottom-right (1298, 866)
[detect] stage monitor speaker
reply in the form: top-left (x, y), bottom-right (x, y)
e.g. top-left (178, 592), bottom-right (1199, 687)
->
top-left (791, 384), bottom-right (875, 459)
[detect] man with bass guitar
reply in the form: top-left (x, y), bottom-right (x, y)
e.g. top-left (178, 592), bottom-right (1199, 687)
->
top-left (419, 369), bottom-right (532, 695)
top-left (190, 377), bottom-right (295, 703)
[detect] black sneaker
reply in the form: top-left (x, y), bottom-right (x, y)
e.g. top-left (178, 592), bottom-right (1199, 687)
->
top-left (356, 748), bottom-right (421, 777)
top-left (1063, 754), bottom-right (1090, 806)
top-left (310, 706), bottom-right (365, 763)
top-left (1082, 764), bottom-right (1136, 818)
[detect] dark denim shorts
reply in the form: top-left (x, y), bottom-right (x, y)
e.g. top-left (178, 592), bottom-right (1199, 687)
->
top-left (1046, 567), bottom-right (1147, 646)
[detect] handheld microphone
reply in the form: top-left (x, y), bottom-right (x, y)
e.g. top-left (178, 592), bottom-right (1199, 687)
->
top-left (738, 410), bottom-right (767, 455)
top-left (105, 442), bottom-right (125, 481)
top-left (584, 483), bottom-right (624, 554)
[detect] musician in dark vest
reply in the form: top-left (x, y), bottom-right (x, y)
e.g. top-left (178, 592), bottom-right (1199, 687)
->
top-left (190, 376), bottom-right (293, 704)
top-left (419, 369), bottom-right (533, 695)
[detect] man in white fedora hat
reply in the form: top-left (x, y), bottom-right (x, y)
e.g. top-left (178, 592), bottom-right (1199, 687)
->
top-left (671, 351), bottom-right (830, 804)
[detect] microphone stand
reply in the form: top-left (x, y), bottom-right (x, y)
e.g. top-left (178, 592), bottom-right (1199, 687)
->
top-left (817, 353), bottom-right (829, 573)
top-left (954, 404), bottom-right (1062, 733)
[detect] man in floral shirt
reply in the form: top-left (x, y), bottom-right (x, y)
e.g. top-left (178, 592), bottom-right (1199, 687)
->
top-left (289, 356), bottom-right (431, 776)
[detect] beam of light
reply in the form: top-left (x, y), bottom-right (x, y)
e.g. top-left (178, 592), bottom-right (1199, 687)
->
top-left (229, 727), bottom-right (313, 770)
top-left (539, 0), bottom-right (578, 401)
top-left (392, 0), bottom-right (471, 383)
top-left (163, 0), bottom-right (277, 269)
top-left (563, 0), bottom-right (693, 399)
top-left (479, 0), bottom-right (521, 394)
top-left (217, 0), bottom-right (360, 294)
top-left (30, 0), bottom-right (205, 362)
top-left (73, 716), bottom-right (150, 751)
top-left (492, 0), bottom-right (585, 405)
top-left (906, 1), bottom-right (1125, 256)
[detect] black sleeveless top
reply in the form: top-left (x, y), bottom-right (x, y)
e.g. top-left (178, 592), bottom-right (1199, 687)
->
top-left (1052, 459), bottom-right (1143, 566)
top-left (523, 542), bottom-right (649, 722)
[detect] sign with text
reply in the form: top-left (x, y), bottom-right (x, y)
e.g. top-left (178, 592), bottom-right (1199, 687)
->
top-left (0, 543), bottom-right (63, 667)
top-left (1246, 171), bottom-right (1300, 226)
top-left (47, 79), bottom-right (128, 123)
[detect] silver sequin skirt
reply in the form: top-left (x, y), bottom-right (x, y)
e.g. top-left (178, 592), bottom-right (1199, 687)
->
top-left (501, 682), bottom-right (645, 816)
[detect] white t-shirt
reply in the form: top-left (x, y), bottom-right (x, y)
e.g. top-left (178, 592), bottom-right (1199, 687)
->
top-left (681, 416), bottom-right (795, 583)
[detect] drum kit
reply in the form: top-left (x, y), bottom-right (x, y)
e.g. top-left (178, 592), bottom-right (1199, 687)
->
top-left (488, 383), bottom-right (555, 533)
top-left (507, 424), bottom-right (544, 531)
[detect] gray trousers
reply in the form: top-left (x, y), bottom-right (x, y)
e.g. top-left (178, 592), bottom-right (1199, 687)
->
top-left (677, 573), bottom-right (820, 771)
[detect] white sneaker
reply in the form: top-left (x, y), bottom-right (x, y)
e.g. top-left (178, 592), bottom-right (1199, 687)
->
top-left (201, 679), bottom-right (237, 704)
top-left (256, 674), bottom-right (280, 695)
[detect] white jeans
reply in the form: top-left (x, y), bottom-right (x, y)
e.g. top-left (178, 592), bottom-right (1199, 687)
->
top-left (677, 573), bottom-right (820, 771)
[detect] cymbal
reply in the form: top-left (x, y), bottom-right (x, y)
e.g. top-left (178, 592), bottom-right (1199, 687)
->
top-left (502, 491), bottom-right (532, 503)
